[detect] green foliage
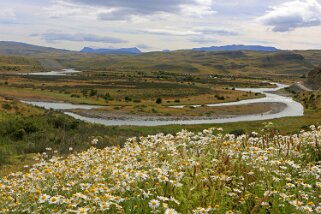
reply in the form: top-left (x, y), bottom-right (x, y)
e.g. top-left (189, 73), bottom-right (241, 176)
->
top-left (125, 96), bottom-right (132, 102)
top-left (2, 103), bottom-right (12, 110)
top-left (229, 129), bottom-right (245, 136)
top-left (0, 54), bottom-right (43, 72)
top-left (156, 97), bottom-right (162, 104)
top-left (103, 93), bottom-right (114, 101)
top-left (215, 95), bottom-right (225, 100)
top-left (89, 89), bottom-right (98, 97)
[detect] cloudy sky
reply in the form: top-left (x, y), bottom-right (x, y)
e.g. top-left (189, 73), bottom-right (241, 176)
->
top-left (1, 0), bottom-right (321, 51)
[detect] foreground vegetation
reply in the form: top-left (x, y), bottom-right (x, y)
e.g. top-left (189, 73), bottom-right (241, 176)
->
top-left (1, 127), bottom-right (321, 213)
top-left (1, 87), bottom-right (321, 177)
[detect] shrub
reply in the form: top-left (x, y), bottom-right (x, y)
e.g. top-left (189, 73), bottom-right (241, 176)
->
top-left (156, 98), bottom-right (162, 104)
top-left (214, 95), bottom-right (225, 100)
top-left (2, 103), bottom-right (12, 110)
top-left (89, 89), bottom-right (98, 97)
top-left (125, 96), bottom-right (132, 102)
top-left (229, 129), bottom-right (245, 136)
top-left (70, 94), bottom-right (80, 98)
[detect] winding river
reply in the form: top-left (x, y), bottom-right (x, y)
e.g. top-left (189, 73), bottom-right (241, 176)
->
top-left (20, 69), bottom-right (82, 76)
top-left (23, 83), bottom-right (304, 126)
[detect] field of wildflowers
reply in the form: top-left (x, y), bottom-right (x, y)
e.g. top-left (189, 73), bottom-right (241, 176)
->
top-left (0, 126), bottom-right (321, 213)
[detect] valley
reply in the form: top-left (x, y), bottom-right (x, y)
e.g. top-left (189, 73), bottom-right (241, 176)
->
top-left (2, 0), bottom-right (321, 212)
top-left (0, 43), bottom-right (320, 174)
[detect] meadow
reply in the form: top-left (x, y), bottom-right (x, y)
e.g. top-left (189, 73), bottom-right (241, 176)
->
top-left (1, 126), bottom-right (321, 213)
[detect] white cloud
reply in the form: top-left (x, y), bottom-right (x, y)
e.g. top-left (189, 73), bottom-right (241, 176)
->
top-left (0, 8), bottom-right (15, 19)
top-left (196, 29), bottom-right (239, 36)
top-left (180, 0), bottom-right (216, 17)
top-left (190, 37), bottom-right (220, 44)
top-left (141, 28), bottom-right (239, 37)
top-left (31, 32), bottom-right (127, 43)
top-left (259, 0), bottom-right (321, 32)
top-left (45, 1), bottom-right (98, 19)
top-left (142, 28), bottom-right (201, 36)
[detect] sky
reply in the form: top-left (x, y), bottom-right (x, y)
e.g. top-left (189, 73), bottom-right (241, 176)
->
top-left (0, 0), bottom-right (321, 51)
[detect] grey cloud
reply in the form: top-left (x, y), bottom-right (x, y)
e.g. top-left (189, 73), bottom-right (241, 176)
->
top-left (213, 0), bottom-right (284, 17)
top-left (259, 0), bottom-right (321, 32)
top-left (197, 29), bottom-right (239, 36)
top-left (190, 37), bottom-right (220, 44)
top-left (97, 9), bottom-right (132, 21)
top-left (66, 0), bottom-right (214, 20)
top-left (68, 0), bottom-right (200, 14)
top-left (31, 32), bottom-right (127, 43)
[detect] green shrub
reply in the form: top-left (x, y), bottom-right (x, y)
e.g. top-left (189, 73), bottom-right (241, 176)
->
top-left (2, 103), bottom-right (12, 110)
top-left (156, 98), bottom-right (162, 104)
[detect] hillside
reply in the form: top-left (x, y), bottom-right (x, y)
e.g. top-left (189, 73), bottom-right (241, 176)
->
top-left (0, 41), bottom-right (70, 56)
top-left (295, 50), bottom-right (321, 66)
top-left (0, 54), bottom-right (44, 72)
top-left (306, 65), bottom-right (321, 90)
top-left (0, 41), bottom-right (319, 78)
top-left (57, 50), bottom-right (313, 78)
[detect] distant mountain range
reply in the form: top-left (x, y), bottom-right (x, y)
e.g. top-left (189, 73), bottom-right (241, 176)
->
top-left (0, 41), bottom-right (280, 56)
top-left (81, 47), bottom-right (142, 55)
top-left (192, 45), bottom-right (279, 52)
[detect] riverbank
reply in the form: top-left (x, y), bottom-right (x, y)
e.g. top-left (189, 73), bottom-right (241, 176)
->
top-left (70, 102), bottom-right (287, 121)
top-left (20, 82), bottom-right (304, 126)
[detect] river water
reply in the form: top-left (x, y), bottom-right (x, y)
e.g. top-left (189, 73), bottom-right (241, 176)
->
top-left (22, 83), bottom-right (304, 126)
top-left (20, 69), bottom-right (82, 76)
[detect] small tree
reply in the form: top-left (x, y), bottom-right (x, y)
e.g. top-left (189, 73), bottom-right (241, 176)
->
top-left (156, 98), bottom-right (162, 104)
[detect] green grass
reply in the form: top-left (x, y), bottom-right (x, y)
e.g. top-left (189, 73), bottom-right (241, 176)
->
top-left (0, 54), bottom-right (43, 72)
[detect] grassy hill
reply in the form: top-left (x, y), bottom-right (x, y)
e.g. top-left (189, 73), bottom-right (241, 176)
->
top-left (54, 50), bottom-right (314, 79)
top-left (295, 50), bottom-right (321, 66)
top-left (0, 41), bottom-right (320, 79)
top-left (0, 41), bottom-right (70, 56)
top-left (0, 54), bottom-right (44, 72)
top-left (306, 66), bottom-right (321, 90)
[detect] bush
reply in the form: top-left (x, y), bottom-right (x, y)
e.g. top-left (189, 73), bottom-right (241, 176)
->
top-left (214, 95), bottom-right (225, 100)
top-left (89, 89), bottom-right (98, 97)
top-left (2, 103), bottom-right (12, 110)
top-left (156, 98), bottom-right (162, 104)
top-left (104, 93), bottom-right (114, 101)
top-left (229, 129), bottom-right (245, 137)
top-left (125, 96), bottom-right (132, 102)
top-left (47, 115), bottom-right (79, 130)
top-left (12, 129), bottom-right (26, 140)
top-left (70, 94), bottom-right (80, 98)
